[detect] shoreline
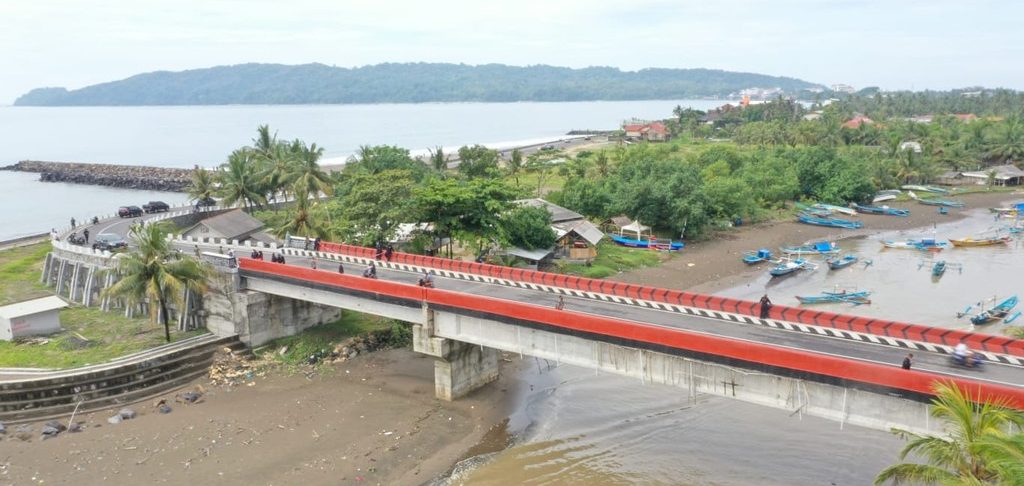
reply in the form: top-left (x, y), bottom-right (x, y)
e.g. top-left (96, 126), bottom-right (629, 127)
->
top-left (610, 190), bottom-right (1020, 294)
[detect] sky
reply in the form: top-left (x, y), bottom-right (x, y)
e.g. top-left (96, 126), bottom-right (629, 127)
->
top-left (1, 0), bottom-right (1022, 104)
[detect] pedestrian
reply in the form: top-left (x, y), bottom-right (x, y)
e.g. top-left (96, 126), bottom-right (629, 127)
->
top-left (337, 262), bottom-right (345, 274)
top-left (555, 295), bottom-right (565, 310)
top-left (384, 244), bottom-right (394, 262)
top-left (218, 245), bottom-right (224, 254)
top-left (70, 217), bottom-right (76, 229)
top-left (50, 228), bottom-right (58, 240)
top-left (314, 237), bottom-right (321, 252)
top-left (759, 294), bottom-right (772, 319)
top-left (257, 250), bottom-right (264, 260)
top-left (83, 228), bottom-right (89, 242)
top-left (311, 256), bottom-right (318, 270)
top-left (92, 216), bottom-right (99, 225)
top-left (251, 249), bottom-right (259, 259)
top-left (902, 353), bottom-right (913, 370)
top-left (194, 245), bottom-right (201, 257)
top-left (375, 242), bottom-right (384, 261)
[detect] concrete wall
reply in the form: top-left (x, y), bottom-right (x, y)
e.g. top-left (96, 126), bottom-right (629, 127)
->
top-left (2, 310), bottom-right (62, 340)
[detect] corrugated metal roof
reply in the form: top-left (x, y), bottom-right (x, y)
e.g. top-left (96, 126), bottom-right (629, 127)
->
top-left (184, 209), bottom-right (264, 240)
top-left (553, 220), bottom-right (604, 246)
top-left (514, 198), bottom-right (583, 223)
top-left (504, 246), bottom-right (554, 262)
top-left (0, 296), bottom-right (68, 319)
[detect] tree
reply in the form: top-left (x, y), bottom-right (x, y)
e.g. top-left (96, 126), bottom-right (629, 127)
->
top-left (274, 192), bottom-right (329, 239)
top-left (351, 145), bottom-right (427, 179)
top-left (259, 142), bottom-right (298, 204)
top-left (289, 141), bottom-right (334, 198)
top-left (187, 166), bottom-right (216, 207)
top-left (507, 149), bottom-right (524, 187)
top-left (428, 146), bottom-right (447, 173)
top-left (456, 145), bottom-right (500, 179)
top-left (501, 205), bottom-right (556, 250)
top-left (333, 169), bottom-right (418, 245)
top-left (252, 124), bottom-right (278, 158)
top-left (103, 223), bottom-right (211, 342)
top-left (987, 116), bottom-right (1024, 163)
top-left (217, 149), bottom-right (267, 210)
top-left (875, 381), bottom-right (1024, 485)
top-left (413, 178), bottom-right (520, 257)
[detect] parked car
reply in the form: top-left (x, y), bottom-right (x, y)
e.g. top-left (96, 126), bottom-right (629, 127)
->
top-left (118, 206), bottom-right (143, 218)
top-left (92, 233), bottom-right (127, 252)
top-left (143, 201), bottom-right (170, 213)
top-left (541, 144), bottom-right (555, 151)
top-left (194, 197), bottom-right (217, 208)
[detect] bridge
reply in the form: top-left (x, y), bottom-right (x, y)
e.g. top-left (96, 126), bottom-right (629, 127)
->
top-left (211, 238), bottom-right (1024, 435)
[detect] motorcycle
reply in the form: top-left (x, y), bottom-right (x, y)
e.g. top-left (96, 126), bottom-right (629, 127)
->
top-left (67, 232), bottom-right (87, 245)
top-left (951, 353), bottom-right (984, 369)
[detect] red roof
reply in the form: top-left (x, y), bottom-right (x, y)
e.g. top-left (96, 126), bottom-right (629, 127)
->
top-left (954, 113), bottom-right (978, 121)
top-left (842, 115), bottom-right (874, 129)
top-left (623, 124), bottom-right (645, 132)
top-left (644, 122), bottom-right (668, 134)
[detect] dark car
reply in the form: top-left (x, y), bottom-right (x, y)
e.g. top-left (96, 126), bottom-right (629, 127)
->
top-left (541, 144), bottom-right (555, 151)
top-left (143, 201), bottom-right (170, 213)
top-left (92, 233), bottom-right (127, 252)
top-left (118, 206), bottom-right (143, 218)
top-left (195, 197), bottom-right (216, 207)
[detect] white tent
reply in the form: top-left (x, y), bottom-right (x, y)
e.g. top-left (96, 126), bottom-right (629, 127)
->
top-left (618, 221), bottom-right (651, 240)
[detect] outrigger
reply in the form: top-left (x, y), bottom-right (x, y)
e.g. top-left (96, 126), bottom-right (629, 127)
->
top-left (958, 295), bottom-right (1019, 325)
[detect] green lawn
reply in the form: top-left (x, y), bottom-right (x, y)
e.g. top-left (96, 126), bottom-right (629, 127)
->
top-left (555, 241), bottom-right (665, 279)
top-left (0, 242), bottom-right (204, 369)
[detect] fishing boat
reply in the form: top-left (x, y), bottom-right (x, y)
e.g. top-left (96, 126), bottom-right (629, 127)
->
top-left (901, 185), bottom-right (949, 194)
top-left (796, 290), bottom-right (872, 305)
top-left (610, 234), bottom-right (684, 251)
top-left (961, 296), bottom-right (1019, 325)
top-left (781, 241), bottom-right (839, 256)
top-left (872, 191), bottom-right (900, 203)
top-left (918, 259), bottom-right (962, 277)
top-left (932, 260), bottom-right (946, 276)
top-left (812, 203), bottom-right (858, 216)
top-left (881, 238), bottom-right (949, 251)
top-left (949, 236), bottom-right (1011, 247)
top-left (742, 248), bottom-right (774, 265)
top-left (851, 203), bottom-right (909, 217)
top-left (826, 254), bottom-right (859, 270)
top-left (769, 258), bottom-right (817, 277)
top-left (796, 212), bottom-right (863, 229)
top-left (990, 207), bottom-right (1020, 215)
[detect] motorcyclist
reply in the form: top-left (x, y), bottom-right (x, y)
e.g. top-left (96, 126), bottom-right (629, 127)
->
top-left (362, 262), bottom-right (377, 279)
top-left (418, 271), bottom-right (434, 288)
top-left (953, 342), bottom-right (980, 367)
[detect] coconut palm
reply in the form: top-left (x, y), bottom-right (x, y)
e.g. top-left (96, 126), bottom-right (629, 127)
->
top-left (428, 146), bottom-right (447, 173)
top-left (259, 142), bottom-right (298, 204)
top-left (103, 223), bottom-right (211, 342)
top-left (217, 149), bottom-right (267, 210)
top-left (507, 149), bottom-right (524, 186)
top-left (875, 381), bottom-right (1024, 485)
top-left (289, 142), bottom-right (334, 198)
top-left (187, 166), bottom-right (216, 207)
top-left (987, 116), bottom-right (1024, 163)
top-left (252, 124), bottom-right (278, 158)
top-left (274, 189), bottom-right (329, 239)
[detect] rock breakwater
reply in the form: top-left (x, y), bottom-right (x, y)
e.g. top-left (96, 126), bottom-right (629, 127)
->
top-left (1, 160), bottom-right (192, 192)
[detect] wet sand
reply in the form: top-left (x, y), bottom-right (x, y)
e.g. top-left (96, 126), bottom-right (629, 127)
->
top-left (0, 349), bottom-right (525, 486)
top-left (612, 191), bottom-right (1020, 293)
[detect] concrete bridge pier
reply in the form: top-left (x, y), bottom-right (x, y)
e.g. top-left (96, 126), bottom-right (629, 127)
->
top-left (413, 307), bottom-right (498, 401)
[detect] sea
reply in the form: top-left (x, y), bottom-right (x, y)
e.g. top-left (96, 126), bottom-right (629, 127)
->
top-left (0, 100), bottom-right (722, 240)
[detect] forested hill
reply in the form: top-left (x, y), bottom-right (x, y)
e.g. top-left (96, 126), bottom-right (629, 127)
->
top-left (14, 63), bottom-right (822, 106)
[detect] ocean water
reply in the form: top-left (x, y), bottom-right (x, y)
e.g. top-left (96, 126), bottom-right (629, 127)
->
top-left (0, 99), bottom-right (721, 240)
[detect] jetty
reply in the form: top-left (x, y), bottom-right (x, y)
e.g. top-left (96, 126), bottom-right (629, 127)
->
top-left (1, 160), bottom-right (192, 192)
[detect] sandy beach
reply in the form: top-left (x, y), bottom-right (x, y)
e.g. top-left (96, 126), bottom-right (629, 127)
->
top-left (611, 191), bottom-right (1020, 293)
top-left (0, 349), bottom-right (526, 486)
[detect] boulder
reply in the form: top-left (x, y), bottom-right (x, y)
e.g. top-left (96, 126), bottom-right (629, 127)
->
top-left (119, 408), bottom-right (136, 420)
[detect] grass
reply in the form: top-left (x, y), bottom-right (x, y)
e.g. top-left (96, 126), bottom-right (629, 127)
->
top-left (0, 242), bottom-right (204, 369)
top-left (555, 241), bottom-right (665, 279)
top-left (256, 312), bottom-right (401, 367)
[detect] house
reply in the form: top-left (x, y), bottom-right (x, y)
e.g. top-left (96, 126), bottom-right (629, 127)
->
top-left (954, 113), bottom-right (978, 122)
top-left (830, 83), bottom-right (856, 94)
top-left (899, 141), bottom-right (923, 153)
top-left (908, 115), bottom-right (934, 124)
top-left (961, 164), bottom-right (1024, 186)
top-left (182, 209), bottom-right (277, 244)
top-left (0, 296), bottom-right (67, 341)
top-left (842, 115), bottom-right (874, 129)
top-left (802, 111), bottom-right (823, 121)
top-left (514, 198), bottom-right (605, 261)
top-left (622, 120), bottom-right (669, 142)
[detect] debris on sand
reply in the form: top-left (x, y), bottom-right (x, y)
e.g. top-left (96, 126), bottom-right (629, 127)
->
top-left (208, 347), bottom-right (268, 387)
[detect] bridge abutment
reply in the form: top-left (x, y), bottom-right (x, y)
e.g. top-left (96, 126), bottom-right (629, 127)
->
top-left (413, 323), bottom-right (499, 401)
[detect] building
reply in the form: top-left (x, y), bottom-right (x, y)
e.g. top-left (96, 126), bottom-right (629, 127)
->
top-left (954, 113), bottom-right (979, 122)
top-left (622, 120), bottom-right (669, 142)
top-left (0, 296), bottom-right (67, 341)
top-left (960, 164), bottom-right (1024, 186)
top-left (830, 84), bottom-right (856, 94)
top-left (842, 115), bottom-right (874, 129)
top-left (514, 199), bottom-right (605, 261)
top-left (899, 141), bottom-right (923, 153)
top-left (182, 209), bottom-right (277, 244)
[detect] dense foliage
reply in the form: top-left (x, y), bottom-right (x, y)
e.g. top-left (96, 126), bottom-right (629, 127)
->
top-left (14, 62), bottom-right (822, 106)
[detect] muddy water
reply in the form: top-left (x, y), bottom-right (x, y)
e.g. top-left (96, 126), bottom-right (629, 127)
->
top-left (719, 208), bottom-right (1024, 331)
top-left (449, 208), bottom-right (1024, 485)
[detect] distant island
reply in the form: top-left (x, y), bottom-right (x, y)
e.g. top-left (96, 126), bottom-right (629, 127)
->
top-left (14, 62), bottom-right (824, 106)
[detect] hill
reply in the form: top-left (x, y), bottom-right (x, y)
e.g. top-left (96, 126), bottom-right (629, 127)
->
top-left (14, 63), bottom-right (823, 106)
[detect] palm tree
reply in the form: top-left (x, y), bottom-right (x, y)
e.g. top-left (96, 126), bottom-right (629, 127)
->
top-left (218, 149), bottom-right (267, 210)
top-left (252, 124), bottom-right (278, 158)
top-left (289, 142), bottom-right (334, 198)
top-left (187, 166), bottom-right (216, 207)
top-left (987, 116), bottom-right (1024, 163)
top-left (507, 149), bottom-right (524, 186)
top-left (103, 223), bottom-right (211, 342)
top-left (274, 189), bottom-right (329, 239)
top-left (875, 381), bottom-right (1024, 485)
top-left (259, 143), bottom-right (298, 204)
top-left (428, 146), bottom-right (447, 173)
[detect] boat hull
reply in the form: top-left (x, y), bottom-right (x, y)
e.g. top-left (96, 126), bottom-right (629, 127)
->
top-left (611, 235), bottom-right (684, 251)
top-left (950, 237), bottom-right (1010, 247)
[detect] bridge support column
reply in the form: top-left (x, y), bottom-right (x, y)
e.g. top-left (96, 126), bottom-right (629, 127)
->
top-left (413, 323), bottom-right (498, 401)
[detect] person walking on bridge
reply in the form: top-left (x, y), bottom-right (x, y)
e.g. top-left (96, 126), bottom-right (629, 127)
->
top-left (759, 294), bottom-right (772, 319)
top-left (70, 217), bottom-right (76, 229)
top-left (902, 353), bottom-right (913, 370)
top-left (83, 228), bottom-right (89, 243)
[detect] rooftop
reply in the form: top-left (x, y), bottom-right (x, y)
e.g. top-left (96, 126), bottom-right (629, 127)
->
top-left (0, 296), bottom-right (68, 319)
top-left (515, 198), bottom-right (584, 223)
top-left (186, 209), bottom-right (264, 240)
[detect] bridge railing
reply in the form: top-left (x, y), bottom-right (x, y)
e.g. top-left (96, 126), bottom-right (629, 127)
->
top-left (238, 257), bottom-right (1024, 409)
top-left (312, 241), bottom-right (1024, 359)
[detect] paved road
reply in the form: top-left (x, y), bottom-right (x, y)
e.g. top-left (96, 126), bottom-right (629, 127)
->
top-left (205, 247), bottom-right (1024, 389)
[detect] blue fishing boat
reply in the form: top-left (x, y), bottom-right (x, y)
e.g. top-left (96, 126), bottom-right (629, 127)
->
top-left (966, 296), bottom-right (1019, 325)
top-left (769, 258), bottom-right (816, 277)
top-left (851, 203), bottom-right (910, 217)
top-left (796, 290), bottom-right (872, 305)
top-left (610, 234), bottom-right (684, 251)
top-left (881, 238), bottom-right (949, 251)
top-left (826, 254), bottom-right (858, 270)
top-left (918, 198), bottom-right (966, 208)
top-left (797, 212), bottom-right (863, 229)
top-left (742, 248), bottom-right (773, 265)
top-left (932, 260), bottom-right (946, 276)
top-left (781, 241), bottom-right (839, 256)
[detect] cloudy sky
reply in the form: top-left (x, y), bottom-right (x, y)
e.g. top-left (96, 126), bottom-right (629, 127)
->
top-left (1, 0), bottom-right (1021, 104)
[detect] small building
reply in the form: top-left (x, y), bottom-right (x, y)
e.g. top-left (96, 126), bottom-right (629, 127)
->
top-left (0, 296), bottom-right (67, 341)
top-left (182, 209), bottom-right (276, 244)
top-left (622, 120), bottom-right (669, 142)
top-left (514, 198), bottom-right (605, 261)
top-left (954, 113), bottom-right (978, 122)
top-left (842, 115), bottom-right (874, 129)
top-left (961, 164), bottom-right (1024, 186)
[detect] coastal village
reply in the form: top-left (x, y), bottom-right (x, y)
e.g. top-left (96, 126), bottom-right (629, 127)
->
top-left (3, 3), bottom-right (1024, 482)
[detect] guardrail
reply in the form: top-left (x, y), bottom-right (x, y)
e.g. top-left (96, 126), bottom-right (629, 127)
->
top-left (238, 258), bottom-right (1024, 409)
